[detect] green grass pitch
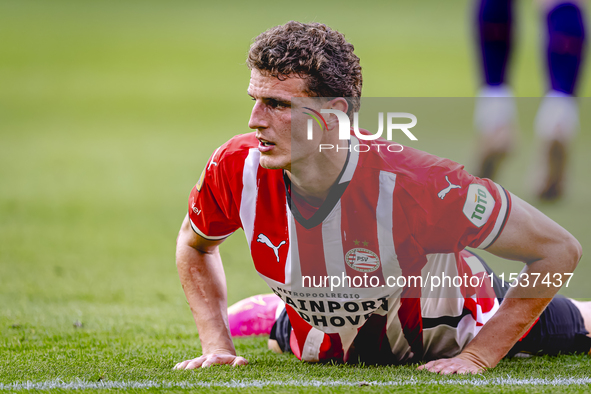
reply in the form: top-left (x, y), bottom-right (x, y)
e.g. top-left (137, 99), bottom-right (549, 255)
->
top-left (1, 0), bottom-right (590, 392)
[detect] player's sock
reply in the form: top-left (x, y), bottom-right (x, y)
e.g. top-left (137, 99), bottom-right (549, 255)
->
top-left (546, 2), bottom-right (586, 95)
top-left (477, 0), bottom-right (514, 87)
top-left (533, 91), bottom-right (579, 200)
top-left (473, 85), bottom-right (517, 180)
top-left (474, 85), bottom-right (516, 134)
top-left (535, 91), bottom-right (579, 142)
top-left (227, 294), bottom-right (283, 337)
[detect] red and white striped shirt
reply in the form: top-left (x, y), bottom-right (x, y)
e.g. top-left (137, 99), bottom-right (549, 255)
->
top-left (188, 132), bottom-right (511, 362)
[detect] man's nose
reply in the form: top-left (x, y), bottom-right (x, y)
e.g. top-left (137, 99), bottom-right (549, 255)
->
top-left (248, 101), bottom-right (269, 130)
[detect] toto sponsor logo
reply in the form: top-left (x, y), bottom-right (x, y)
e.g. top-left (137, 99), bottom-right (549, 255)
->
top-left (345, 248), bottom-right (381, 273)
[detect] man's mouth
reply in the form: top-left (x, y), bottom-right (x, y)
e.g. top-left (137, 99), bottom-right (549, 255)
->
top-left (258, 138), bottom-right (276, 153)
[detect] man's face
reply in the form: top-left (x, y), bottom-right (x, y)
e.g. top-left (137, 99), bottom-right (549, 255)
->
top-left (247, 69), bottom-right (321, 171)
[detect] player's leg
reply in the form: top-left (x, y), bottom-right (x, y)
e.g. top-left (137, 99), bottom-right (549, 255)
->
top-left (474, 0), bottom-right (517, 180)
top-left (272, 306), bottom-right (347, 362)
top-left (241, 297), bottom-right (342, 362)
top-left (268, 307), bottom-right (291, 354)
top-left (568, 298), bottom-right (591, 353)
top-left (351, 313), bottom-right (399, 365)
top-left (508, 296), bottom-right (591, 356)
top-left (541, 297), bottom-right (591, 354)
top-left (227, 293), bottom-right (290, 353)
top-left (534, 0), bottom-right (586, 200)
top-left (226, 293), bottom-right (295, 355)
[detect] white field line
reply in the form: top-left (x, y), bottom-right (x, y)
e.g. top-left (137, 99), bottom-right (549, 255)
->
top-left (1, 377), bottom-right (591, 390)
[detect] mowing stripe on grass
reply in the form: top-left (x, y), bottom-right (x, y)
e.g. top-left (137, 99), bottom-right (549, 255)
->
top-left (2, 378), bottom-right (591, 390)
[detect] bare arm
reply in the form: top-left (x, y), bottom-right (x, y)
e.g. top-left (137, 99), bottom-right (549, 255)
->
top-left (419, 193), bottom-right (582, 374)
top-left (174, 214), bottom-right (247, 370)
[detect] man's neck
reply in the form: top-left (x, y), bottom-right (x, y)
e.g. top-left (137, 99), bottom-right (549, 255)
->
top-left (285, 144), bottom-right (349, 206)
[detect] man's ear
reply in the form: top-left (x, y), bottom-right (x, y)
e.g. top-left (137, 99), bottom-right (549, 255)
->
top-left (324, 98), bottom-right (349, 131)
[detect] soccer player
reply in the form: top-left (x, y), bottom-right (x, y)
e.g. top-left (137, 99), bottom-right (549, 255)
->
top-left (474, 0), bottom-right (586, 200)
top-left (174, 21), bottom-right (589, 374)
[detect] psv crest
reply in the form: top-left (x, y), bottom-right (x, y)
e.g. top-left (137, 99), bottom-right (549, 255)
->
top-left (345, 248), bottom-right (381, 273)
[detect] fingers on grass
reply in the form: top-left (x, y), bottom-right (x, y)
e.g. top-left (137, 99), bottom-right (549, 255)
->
top-left (202, 354), bottom-right (232, 368)
top-left (455, 366), bottom-right (470, 375)
top-left (422, 360), bottom-right (459, 374)
top-left (174, 360), bottom-right (187, 370)
top-left (201, 357), bottom-right (217, 368)
top-left (232, 357), bottom-right (248, 366)
top-left (417, 361), bottom-right (435, 371)
top-left (174, 360), bottom-right (192, 370)
top-left (185, 361), bottom-right (201, 369)
top-left (440, 365), bottom-right (459, 375)
top-left (176, 355), bottom-right (247, 369)
top-left (186, 357), bottom-right (206, 369)
top-left (427, 362), bottom-right (445, 373)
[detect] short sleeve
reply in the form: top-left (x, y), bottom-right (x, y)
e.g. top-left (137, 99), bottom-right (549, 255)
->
top-left (413, 159), bottom-right (512, 253)
top-left (188, 147), bottom-right (241, 240)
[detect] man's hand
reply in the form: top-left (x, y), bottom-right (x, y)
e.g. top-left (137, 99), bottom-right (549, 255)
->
top-left (417, 354), bottom-right (487, 375)
top-left (174, 354), bottom-right (248, 370)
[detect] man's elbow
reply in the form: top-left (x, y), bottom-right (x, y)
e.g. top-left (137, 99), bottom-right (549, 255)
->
top-left (562, 234), bottom-right (583, 272)
top-left (176, 216), bottom-right (198, 267)
top-left (176, 217), bottom-right (222, 263)
top-left (175, 233), bottom-right (192, 269)
top-left (571, 236), bottom-right (583, 266)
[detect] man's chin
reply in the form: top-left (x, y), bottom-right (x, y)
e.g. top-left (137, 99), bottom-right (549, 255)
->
top-left (259, 158), bottom-right (287, 170)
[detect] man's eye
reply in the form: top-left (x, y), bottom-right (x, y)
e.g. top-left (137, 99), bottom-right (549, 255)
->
top-left (270, 100), bottom-right (289, 109)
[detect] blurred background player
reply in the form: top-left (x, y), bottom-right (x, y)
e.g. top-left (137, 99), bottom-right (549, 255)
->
top-left (473, 0), bottom-right (586, 200)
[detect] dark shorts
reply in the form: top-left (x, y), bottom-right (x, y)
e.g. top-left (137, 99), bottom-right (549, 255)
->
top-left (269, 308), bottom-right (292, 353)
top-left (271, 252), bottom-right (591, 358)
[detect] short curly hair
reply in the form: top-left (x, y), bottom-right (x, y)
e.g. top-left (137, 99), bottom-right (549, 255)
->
top-left (247, 21), bottom-right (362, 114)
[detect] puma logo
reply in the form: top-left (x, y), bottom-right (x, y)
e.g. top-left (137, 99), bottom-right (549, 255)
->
top-left (207, 147), bottom-right (221, 170)
top-left (437, 176), bottom-right (461, 200)
top-left (257, 234), bottom-right (286, 263)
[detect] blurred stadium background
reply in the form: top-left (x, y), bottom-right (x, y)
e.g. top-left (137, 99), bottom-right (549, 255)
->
top-left (1, 0), bottom-right (590, 383)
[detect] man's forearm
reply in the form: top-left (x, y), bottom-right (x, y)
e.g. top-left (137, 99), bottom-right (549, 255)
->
top-left (458, 297), bottom-right (549, 369)
top-left (176, 242), bottom-right (236, 355)
top-left (459, 245), bottom-right (581, 368)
